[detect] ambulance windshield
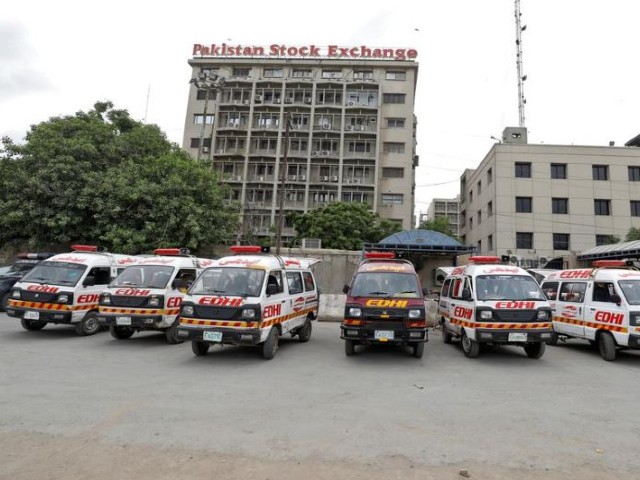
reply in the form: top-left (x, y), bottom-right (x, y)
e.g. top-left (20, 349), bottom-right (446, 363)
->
top-left (476, 275), bottom-right (545, 301)
top-left (351, 272), bottom-right (421, 298)
top-left (190, 267), bottom-right (265, 298)
top-left (21, 261), bottom-right (86, 287)
top-left (112, 266), bottom-right (174, 289)
top-left (618, 280), bottom-right (640, 305)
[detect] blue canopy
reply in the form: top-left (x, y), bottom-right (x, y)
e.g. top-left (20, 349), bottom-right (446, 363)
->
top-left (363, 229), bottom-right (474, 255)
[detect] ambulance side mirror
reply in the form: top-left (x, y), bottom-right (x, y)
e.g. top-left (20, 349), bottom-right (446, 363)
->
top-left (342, 284), bottom-right (350, 294)
top-left (611, 293), bottom-right (622, 306)
top-left (461, 288), bottom-right (472, 300)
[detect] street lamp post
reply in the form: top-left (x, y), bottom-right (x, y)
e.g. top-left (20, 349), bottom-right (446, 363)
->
top-left (189, 72), bottom-right (226, 162)
top-left (275, 113), bottom-right (291, 255)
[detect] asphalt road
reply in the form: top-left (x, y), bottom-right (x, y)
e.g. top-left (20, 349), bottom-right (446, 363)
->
top-left (1, 312), bottom-right (639, 480)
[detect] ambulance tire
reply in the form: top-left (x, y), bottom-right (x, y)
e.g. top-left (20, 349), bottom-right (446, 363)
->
top-left (461, 330), bottom-right (480, 358)
top-left (524, 342), bottom-right (546, 359)
top-left (412, 341), bottom-right (425, 358)
top-left (442, 326), bottom-right (453, 344)
top-left (20, 319), bottom-right (47, 331)
top-left (75, 312), bottom-right (101, 336)
top-left (597, 332), bottom-right (617, 361)
top-left (262, 327), bottom-right (279, 360)
top-left (110, 325), bottom-right (135, 340)
top-left (546, 332), bottom-right (558, 346)
top-left (297, 319), bottom-right (312, 343)
top-left (191, 341), bottom-right (210, 356)
top-left (344, 339), bottom-right (356, 356)
top-left (165, 325), bottom-right (184, 345)
top-left (1, 292), bottom-right (9, 312)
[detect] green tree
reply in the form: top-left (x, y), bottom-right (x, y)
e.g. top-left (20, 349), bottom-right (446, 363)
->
top-left (0, 102), bottom-right (239, 253)
top-left (291, 202), bottom-right (402, 250)
top-left (626, 227), bottom-right (640, 242)
top-left (418, 216), bottom-right (456, 239)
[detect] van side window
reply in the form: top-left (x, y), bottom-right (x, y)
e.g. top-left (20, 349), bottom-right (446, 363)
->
top-left (559, 282), bottom-right (586, 303)
top-left (286, 272), bottom-right (304, 294)
top-left (267, 270), bottom-right (284, 294)
top-left (592, 282), bottom-right (615, 303)
top-left (451, 277), bottom-right (471, 299)
top-left (541, 282), bottom-right (559, 300)
top-left (176, 269), bottom-right (197, 292)
top-left (88, 267), bottom-right (111, 285)
top-left (302, 271), bottom-right (315, 292)
top-left (441, 278), bottom-right (452, 298)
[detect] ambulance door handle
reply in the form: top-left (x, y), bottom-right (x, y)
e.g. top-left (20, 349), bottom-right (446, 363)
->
top-left (589, 308), bottom-right (596, 311)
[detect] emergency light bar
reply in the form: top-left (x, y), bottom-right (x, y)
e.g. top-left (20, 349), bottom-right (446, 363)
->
top-left (230, 246), bottom-right (262, 254)
top-left (16, 252), bottom-right (53, 260)
top-left (364, 252), bottom-right (395, 259)
top-left (469, 256), bottom-right (501, 264)
top-left (592, 260), bottom-right (628, 268)
top-left (71, 244), bottom-right (98, 252)
top-left (153, 248), bottom-right (187, 256)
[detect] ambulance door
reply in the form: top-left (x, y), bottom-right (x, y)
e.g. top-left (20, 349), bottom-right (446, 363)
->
top-left (263, 270), bottom-right (287, 337)
top-left (77, 266), bottom-right (111, 312)
top-left (285, 271), bottom-right (306, 332)
top-left (584, 281), bottom-right (624, 341)
top-left (438, 278), bottom-right (453, 323)
top-left (449, 276), bottom-right (474, 335)
top-left (555, 281), bottom-right (587, 337)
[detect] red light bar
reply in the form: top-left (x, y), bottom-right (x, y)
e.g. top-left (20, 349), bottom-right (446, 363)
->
top-left (364, 252), bottom-right (396, 259)
top-left (592, 260), bottom-right (626, 268)
top-left (154, 248), bottom-right (181, 256)
top-left (71, 244), bottom-right (98, 252)
top-left (230, 246), bottom-right (262, 254)
top-left (469, 256), bottom-right (501, 264)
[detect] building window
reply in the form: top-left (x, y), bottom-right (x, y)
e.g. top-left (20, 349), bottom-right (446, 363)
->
top-left (382, 167), bottom-right (404, 178)
top-left (469, 190), bottom-right (473, 204)
top-left (594, 199), bottom-right (611, 216)
top-left (469, 217), bottom-right (473, 230)
top-left (477, 180), bottom-right (481, 194)
top-left (385, 70), bottom-right (406, 80)
top-left (592, 165), bottom-right (609, 180)
top-left (488, 234), bottom-right (493, 251)
top-left (516, 196), bottom-right (532, 213)
top-left (553, 233), bottom-right (570, 250)
top-left (629, 166), bottom-right (640, 181)
top-left (516, 232), bottom-right (533, 249)
top-left (383, 142), bottom-right (405, 154)
top-left (487, 201), bottom-right (493, 217)
top-left (196, 90), bottom-right (216, 100)
top-left (515, 162), bottom-right (531, 178)
top-left (487, 167), bottom-right (493, 184)
top-left (551, 163), bottom-right (567, 179)
top-left (477, 209), bottom-right (482, 224)
top-left (321, 69), bottom-right (342, 79)
top-left (190, 138), bottom-right (211, 148)
top-left (386, 118), bottom-right (405, 128)
top-left (552, 198), bottom-right (569, 214)
top-left (291, 68), bottom-right (312, 78)
top-left (232, 67), bottom-right (251, 77)
top-left (354, 70), bottom-right (374, 80)
top-left (193, 114), bottom-right (214, 125)
top-left (381, 194), bottom-right (403, 205)
top-left (477, 240), bottom-right (482, 253)
top-left (383, 93), bottom-right (406, 104)
top-left (631, 201), bottom-right (640, 217)
top-left (596, 234), bottom-right (616, 246)
top-left (263, 68), bottom-right (283, 78)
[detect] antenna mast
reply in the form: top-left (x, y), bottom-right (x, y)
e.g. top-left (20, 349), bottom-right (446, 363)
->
top-left (514, 0), bottom-right (526, 127)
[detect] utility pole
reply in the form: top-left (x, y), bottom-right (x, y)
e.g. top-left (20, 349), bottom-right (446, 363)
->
top-left (189, 72), bottom-right (226, 162)
top-left (275, 113), bottom-right (291, 255)
top-left (515, 0), bottom-right (527, 127)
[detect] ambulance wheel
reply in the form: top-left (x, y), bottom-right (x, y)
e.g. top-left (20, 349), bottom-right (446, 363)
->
top-left (262, 327), bottom-right (279, 360)
top-left (75, 312), bottom-right (101, 336)
top-left (461, 330), bottom-right (480, 358)
top-left (20, 319), bottom-right (46, 331)
top-left (1, 293), bottom-right (9, 311)
top-left (546, 332), bottom-right (558, 346)
top-left (442, 326), bottom-right (453, 344)
top-left (165, 325), bottom-right (184, 345)
top-left (412, 341), bottom-right (425, 358)
top-left (524, 342), bottom-right (546, 359)
top-left (191, 341), bottom-right (210, 356)
top-left (110, 325), bottom-right (134, 340)
top-left (597, 332), bottom-right (617, 361)
top-left (345, 339), bottom-right (356, 356)
top-left (297, 319), bottom-right (312, 343)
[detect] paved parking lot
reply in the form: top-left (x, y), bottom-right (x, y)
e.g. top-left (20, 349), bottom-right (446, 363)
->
top-left (1, 312), bottom-right (639, 480)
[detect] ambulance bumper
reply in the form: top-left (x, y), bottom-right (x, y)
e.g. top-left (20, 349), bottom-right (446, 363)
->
top-left (475, 328), bottom-right (554, 343)
top-left (340, 325), bottom-right (428, 344)
top-left (6, 307), bottom-right (73, 323)
top-left (176, 326), bottom-right (262, 345)
top-left (98, 314), bottom-right (165, 329)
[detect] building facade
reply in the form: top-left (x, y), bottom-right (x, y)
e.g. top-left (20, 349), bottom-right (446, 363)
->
top-left (183, 45), bottom-right (419, 241)
top-left (419, 196), bottom-right (460, 237)
top-left (460, 133), bottom-right (640, 268)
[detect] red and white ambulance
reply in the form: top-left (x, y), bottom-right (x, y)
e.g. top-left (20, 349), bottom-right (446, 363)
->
top-left (176, 246), bottom-right (320, 360)
top-left (540, 260), bottom-right (640, 361)
top-left (97, 248), bottom-right (215, 344)
top-left (6, 245), bottom-right (138, 335)
top-left (439, 256), bottom-right (553, 358)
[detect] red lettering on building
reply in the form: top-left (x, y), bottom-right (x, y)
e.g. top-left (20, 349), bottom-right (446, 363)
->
top-left (559, 270), bottom-right (592, 279)
top-left (495, 301), bottom-right (536, 309)
top-left (167, 297), bottom-right (182, 308)
top-left (263, 304), bottom-right (282, 318)
top-left (77, 294), bottom-right (100, 303)
top-left (595, 311), bottom-right (624, 325)
top-left (198, 296), bottom-right (243, 307)
top-left (453, 306), bottom-right (474, 320)
top-left (114, 288), bottom-right (151, 296)
top-left (27, 285), bottom-right (59, 293)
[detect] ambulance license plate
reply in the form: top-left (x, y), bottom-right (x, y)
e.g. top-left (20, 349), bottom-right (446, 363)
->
top-left (375, 330), bottom-right (394, 341)
top-left (24, 311), bottom-right (40, 320)
top-left (508, 332), bottom-right (527, 342)
top-left (203, 331), bottom-right (222, 342)
top-left (116, 316), bottom-right (132, 326)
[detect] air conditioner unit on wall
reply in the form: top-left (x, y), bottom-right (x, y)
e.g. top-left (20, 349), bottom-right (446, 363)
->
top-left (322, 123), bottom-right (331, 129)
top-left (346, 101), bottom-right (355, 107)
top-left (299, 175), bottom-right (306, 181)
top-left (346, 125), bottom-right (354, 131)
top-left (285, 97), bottom-right (293, 104)
top-left (302, 238), bottom-right (322, 249)
top-left (321, 150), bottom-right (329, 156)
top-left (254, 94), bottom-right (263, 102)
top-left (202, 147), bottom-right (210, 153)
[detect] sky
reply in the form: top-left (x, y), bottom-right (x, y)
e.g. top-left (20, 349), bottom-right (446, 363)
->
top-left (3, 0), bottom-right (640, 214)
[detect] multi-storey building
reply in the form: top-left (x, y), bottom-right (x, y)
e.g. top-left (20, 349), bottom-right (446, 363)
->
top-left (460, 127), bottom-right (640, 268)
top-left (419, 196), bottom-right (460, 237)
top-left (183, 44), bottom-right (419, 241)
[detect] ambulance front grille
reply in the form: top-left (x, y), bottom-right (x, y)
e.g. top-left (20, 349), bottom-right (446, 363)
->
top-left (489, 310), bottom-right (538, 322)
top-left (20, 291), bottom-right (57, 302)
top-left (110, 296), bottom-right (148, 308)
top-left (194, 306), bottom-right (239, 320)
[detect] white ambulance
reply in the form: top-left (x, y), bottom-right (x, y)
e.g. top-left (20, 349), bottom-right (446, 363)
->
top-left (540, 260), bottom-right (640, 361)
top-left (6, 245), bottom-right (138, 335)
top-left (176, 246), bottom-right (320, 360)
top-left (439, 256), bottom-right (553, 358)
top-left (97, 248), bottom-right (216, 344)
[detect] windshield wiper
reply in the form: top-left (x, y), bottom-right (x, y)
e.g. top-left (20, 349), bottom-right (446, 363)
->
top-left (363, 291), bottom-right (388, 296)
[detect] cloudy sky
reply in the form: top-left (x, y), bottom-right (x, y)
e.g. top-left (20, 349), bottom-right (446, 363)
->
top-left (3, 0), bottom-right (640, 213)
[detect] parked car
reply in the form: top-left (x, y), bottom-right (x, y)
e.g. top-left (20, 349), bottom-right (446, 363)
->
top-left (0, 253), bottom-right (55, 311)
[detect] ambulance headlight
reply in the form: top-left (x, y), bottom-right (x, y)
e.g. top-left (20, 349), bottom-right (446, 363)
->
top-left (480, 310), bottom-right (493, 320)
top-left (242, 308), bottom-right (257, 319)
top-left (408, 309), bottom-right (422, 319)
top-left (537, 310), bottom-right (550, 320)
top-left (11, 290), bottom-right (21, 299)
top-left (148, 295), bottom-right (164, 308)
top-left (348, 307), bottom-right (362, 317)
top-left (57, 294), bottom-right (70, 304)
top-left (100, 293), bottom-right (111, 305)
top-left (181, 305), bottom-right (194, 316)
top-left (629, 313), bottom-right (640, 326)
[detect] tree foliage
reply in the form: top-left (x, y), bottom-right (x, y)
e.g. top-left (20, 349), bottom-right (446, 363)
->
top-left (291, 202), bottom-right (402, 250)
top-left (0, 102), bottom-right (239, 253)
top-left (626, 228), bottom-right (640, 242)
top-left (418, 216), bottom-right (456, 239)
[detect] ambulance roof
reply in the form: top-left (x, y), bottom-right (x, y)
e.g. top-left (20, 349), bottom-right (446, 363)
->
top-left (215, 254), bottom-right (318, 270)
top-left (544, 267), bottom-right (640, 282)
top-left (136, 255), bottom-right (214, 269)
top-left (450, 263), bottom-right (530, 277)
top-left (44, 251), bottom-right (138, 267)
